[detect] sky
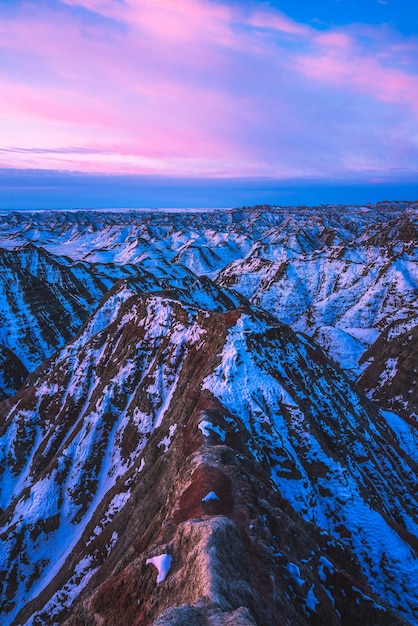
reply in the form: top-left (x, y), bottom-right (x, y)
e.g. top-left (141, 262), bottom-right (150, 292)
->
top-left (0, 0), bottom-right (418, 207)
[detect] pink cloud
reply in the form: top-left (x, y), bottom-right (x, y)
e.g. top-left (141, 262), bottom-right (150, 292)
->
top-left (294, 48), bottom-right (418, 112)
top-left (314, 32), bottom-right (353, 49)
top-left (247, 11), bottom-right (309, 36)
top-left (0, 0), bottom-right (417, 179)
top-left (289, 20), bottom-right (418, 112)
top-left (0, 0), bottom-right (259, 176)
top-left (59, 0), bottom-right (238, 47)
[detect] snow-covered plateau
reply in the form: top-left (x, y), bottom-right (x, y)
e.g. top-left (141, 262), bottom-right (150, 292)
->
top-left (0, 202), bottom-right (417, 625)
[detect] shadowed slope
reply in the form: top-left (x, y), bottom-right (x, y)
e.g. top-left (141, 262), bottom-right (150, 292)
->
top-left (358, 319), bottom-right (418, 419)
top-left (0, 345), bottom-right (28, 402)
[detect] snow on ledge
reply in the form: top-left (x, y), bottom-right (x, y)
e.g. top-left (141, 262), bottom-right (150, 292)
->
top-left (198, 419), bottom-right (226, 441)
top-left (202, 491), bottom-right (219, 502)
top-left (146, 554), bottom-right (172, 583)
top-left (286, 562), bottom-right (305, 587)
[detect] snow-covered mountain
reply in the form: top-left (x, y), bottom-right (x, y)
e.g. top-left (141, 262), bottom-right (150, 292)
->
top-left (1, 203), bottom-right (416, 389)
top-left (0, 203), bottom-right (417, 625)
top-left (0, 244), bottom-right (110, 373)
top-left (215, 208), bottom-right (417, 381)
top-left (0, 241), bottom-right (243, 392)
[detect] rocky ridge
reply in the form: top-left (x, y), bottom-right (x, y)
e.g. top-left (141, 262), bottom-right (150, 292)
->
top-left (0, 203), bottom-right (417, 625)
top-left (0, 294), bottom-right (417, 624)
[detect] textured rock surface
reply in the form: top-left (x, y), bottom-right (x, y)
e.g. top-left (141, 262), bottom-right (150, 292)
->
top-left (0, 345), bottom-right (28, 402)
top-left (358, 320), bottom-right (418, 419)
top-left (0, 294), bottom-right (416, 625)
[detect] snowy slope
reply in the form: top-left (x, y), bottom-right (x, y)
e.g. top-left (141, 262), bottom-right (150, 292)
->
top-left (203, 310), bottom-right (418, 623)
top-left (358, 317), bottom-right (418, 419)
top-left (216, 234), bottom-right (417, 380)
top-left (0, 244), bottom-right (109, 371)
top-left (0, 294), bottom-right (211, 624)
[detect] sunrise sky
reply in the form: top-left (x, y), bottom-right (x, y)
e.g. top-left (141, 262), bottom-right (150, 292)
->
top-left (1, 0), bottom-right (418, 207)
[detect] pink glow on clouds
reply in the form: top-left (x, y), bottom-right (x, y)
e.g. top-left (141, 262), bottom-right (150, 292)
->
top-left (314, 32), bottom-right (353, 49)
top-left (248, 11), bottom-right (309, 36)
top-left (60, 0), bottom-right (237, 47)
top-left (0, 82), bottom-right (125, 132)
top-left (294, 46), bottom-right (418, 112)
top-left (0, 0), bottom-right (417, 178)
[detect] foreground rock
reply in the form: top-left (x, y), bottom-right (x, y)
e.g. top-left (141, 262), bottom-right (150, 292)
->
top-left (1, 294), bottom-right (417, 625)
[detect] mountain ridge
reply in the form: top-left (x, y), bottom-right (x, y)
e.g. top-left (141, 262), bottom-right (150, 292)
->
top-left (1, 292), bottom-right (417, 624)
top-left (0, 203), bottom-right (417, 624)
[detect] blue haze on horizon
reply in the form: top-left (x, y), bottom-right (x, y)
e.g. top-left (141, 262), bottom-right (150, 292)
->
top-left (1, 169), bottom-right (417, 210)
top-left (0, 0), bottom-right (417, 208)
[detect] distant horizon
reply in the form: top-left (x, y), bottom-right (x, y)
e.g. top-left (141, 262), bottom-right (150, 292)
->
top-left (1, 168), bottom-right (417, 211)
top-left (3, 197), bottom-right (418, 213)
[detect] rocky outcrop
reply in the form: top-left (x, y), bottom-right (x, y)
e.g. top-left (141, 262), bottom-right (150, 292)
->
top-left (358, 319), bottom-right (418, 419)
top-left (0, 345), bottom-right (28, 402)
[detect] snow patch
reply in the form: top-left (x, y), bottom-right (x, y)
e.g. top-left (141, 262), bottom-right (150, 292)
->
top-left (158, 424), bottom-right (177, 452)
top-left (306, 584), bottom-right (319, 611)
top-left (198, 419), bottom-right (226, 441)
top-left (146, 553), bottom-right (172, 583)
top-left (318, 556), bottom-right (334, 582)
top-left (286, 562), bottom-right (305, 587)
top-left (202, 491), bottom-right (219, 502)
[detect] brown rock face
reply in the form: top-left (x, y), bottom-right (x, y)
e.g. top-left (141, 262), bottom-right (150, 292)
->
top-left (0, 345), bottom-right (28, 402)
top-left (62, 389), bottom-right (402, 626)
top-left (358, 321), bottom-right (418, 419)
